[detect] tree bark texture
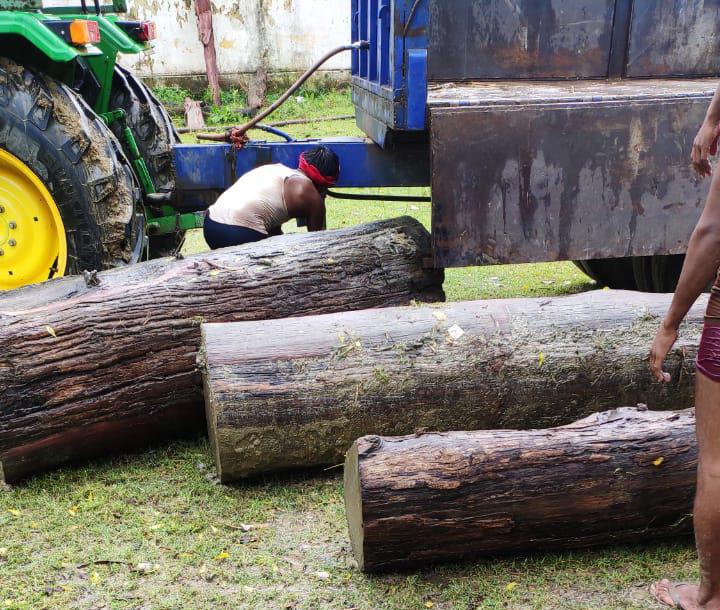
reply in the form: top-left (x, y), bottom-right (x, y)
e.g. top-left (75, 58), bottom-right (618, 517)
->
top-left (194, 0), bottom-right (221, 106)
top-left (344, 407), bottom-right (697, 572)
top-left (200, 290), bottom-right (704, 482)
top-left (0, 217), bottom-right (442, 483)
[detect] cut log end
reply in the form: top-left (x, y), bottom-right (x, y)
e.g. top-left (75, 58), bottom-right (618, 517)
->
top-left (344, 407), bottom-right (697, 572)
top-left (343, 440), bottom-right (364, 571)
top-left (199, 344), bottom-right (224, 483)
top-left (1, 217), bottom-right (441, 482)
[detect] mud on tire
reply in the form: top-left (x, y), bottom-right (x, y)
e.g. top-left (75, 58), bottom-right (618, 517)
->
top-left (0, 57), bottom-right (141, 276)
top-left (110, 64), bottom-right (183, 257)
top-left (109, 64), bottom-right (179, 193)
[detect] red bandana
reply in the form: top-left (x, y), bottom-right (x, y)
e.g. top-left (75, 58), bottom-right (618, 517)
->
top-left (298, 154), bottom-right (338, 188)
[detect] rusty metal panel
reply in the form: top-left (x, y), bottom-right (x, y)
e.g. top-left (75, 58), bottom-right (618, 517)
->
top-left (427, 79), bottom-right (717, 108)
top-left (428, 0), bottom-right (616, 81)
top-left (431, 98), bottom-right (711, 268)
top-left (627, 0), bottom-right (720, 77)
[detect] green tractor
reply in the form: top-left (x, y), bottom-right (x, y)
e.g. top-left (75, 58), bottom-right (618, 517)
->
top-left (0, 0), bottom-right (184, 290)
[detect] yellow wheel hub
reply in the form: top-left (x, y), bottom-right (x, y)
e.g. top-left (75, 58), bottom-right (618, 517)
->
top-left (0, 149), bottom-right (67, 290)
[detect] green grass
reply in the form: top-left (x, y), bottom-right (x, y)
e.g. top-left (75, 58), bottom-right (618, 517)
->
top-left (155, 83), bottom-right (354, 127)
top-left (0, 441), bottom-right (698, 610)
top-left (0, 88), bottom-right (693, 609)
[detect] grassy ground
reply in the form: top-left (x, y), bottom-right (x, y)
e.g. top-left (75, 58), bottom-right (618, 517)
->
top-left (0, 444), bottom-right (697, 610)
top-left (0, 89), bottom-right (695, 609)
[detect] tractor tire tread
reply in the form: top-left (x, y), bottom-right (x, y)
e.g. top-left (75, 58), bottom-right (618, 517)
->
top-left (109, 64), bottom-right (179, 194)
top-left (0, 57), bottom-right (140, 276)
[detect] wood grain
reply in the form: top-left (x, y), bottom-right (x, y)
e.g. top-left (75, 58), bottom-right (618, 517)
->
top-left (345, 407), bottom-right (697, 572)
top-left (0, 217), bottom-right (443, 482)
top-left (200, 290), bottom-right (703, 482)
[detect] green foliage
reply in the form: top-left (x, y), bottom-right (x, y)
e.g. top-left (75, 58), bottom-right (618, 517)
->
top-left (151, 84), bottom-right (354, 128)
top-left (201, 88), bottom-right (248, 125)
top-left (205, 105), bottom-right (243, 126)
top-left (151, 84), bottom-right (191, 106)
top-left (200, 87), bottom-right (248, 108)
top-left (200, 87), bottom-right (353, 126)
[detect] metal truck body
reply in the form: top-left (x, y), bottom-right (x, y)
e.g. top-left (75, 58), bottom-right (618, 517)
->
top-left (182, 0), bottom-right (718, 291)
top-left (349, 0), bottom-right (720, 276)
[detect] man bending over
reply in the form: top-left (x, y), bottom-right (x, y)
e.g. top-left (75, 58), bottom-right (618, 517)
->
top-left (203, 145), bottom-right (339, 249)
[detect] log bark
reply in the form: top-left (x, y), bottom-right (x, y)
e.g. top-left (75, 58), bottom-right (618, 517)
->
top-left (200, 291), bottom-right (705, 482)
top-left (0, 217), bottom-right (442, 483)
top-left (344, 407), bottom-right (697, 572)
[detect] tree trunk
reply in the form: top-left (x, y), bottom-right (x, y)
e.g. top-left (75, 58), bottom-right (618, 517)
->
top-left (200, 291), bottom-right (704, 482)
top-left (194, 0), bottom-right (221, 106)
top-left (246, 67), bottom-right (267, 111)
top-left (0, 217), bottom-right (443, 483)
top-left (344, 407), bottom-right (697, 572)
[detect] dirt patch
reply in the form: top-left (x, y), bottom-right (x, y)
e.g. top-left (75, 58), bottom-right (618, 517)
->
top-left (0, 57), bottom-right (24, 77)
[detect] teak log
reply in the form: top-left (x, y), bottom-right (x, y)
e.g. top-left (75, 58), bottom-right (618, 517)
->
top-left (344, 407), bottom-right (697, 572)
top-left (0, 217), bottom-right (442, 482)
top-left (200, 291), bottom-right (704, 482)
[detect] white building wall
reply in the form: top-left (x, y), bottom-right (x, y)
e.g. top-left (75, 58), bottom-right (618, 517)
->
top-left (120, 0), bottom-right (351, 79)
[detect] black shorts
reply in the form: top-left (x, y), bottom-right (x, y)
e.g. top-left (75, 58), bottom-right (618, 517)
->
top-left (203, 213), bottom-right (267, 250)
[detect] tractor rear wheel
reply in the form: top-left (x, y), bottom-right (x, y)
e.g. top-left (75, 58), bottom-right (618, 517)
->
top-left (574, 255), bottom-right (685, 292)
top-left (109, 64), bottom-right (183, 257)
top-left (0, 58), bottom-right (141, 290)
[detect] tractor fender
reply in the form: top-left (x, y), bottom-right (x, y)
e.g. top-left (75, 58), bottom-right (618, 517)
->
top-left (0, 12), bottom-right (80, 62)
top-left (0, 12), bottom-right (146, 64)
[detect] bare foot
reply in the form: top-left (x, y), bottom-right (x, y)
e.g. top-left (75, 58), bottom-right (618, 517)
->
top-left (651, 579), bottom-right (701, 609)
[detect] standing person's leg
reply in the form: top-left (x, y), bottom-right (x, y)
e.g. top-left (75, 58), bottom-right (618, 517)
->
top-left (695, 370), bottom-right (720, 607)
top-left (652, 329), bottom-right (720, 609)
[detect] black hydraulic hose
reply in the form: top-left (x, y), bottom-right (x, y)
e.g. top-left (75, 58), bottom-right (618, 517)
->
top-left (197, 41), bottom-right (369, 144)
top-left (254, 124), bottom-right (294, 142)
top-left (327, 190), bottom-right (431, 203)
